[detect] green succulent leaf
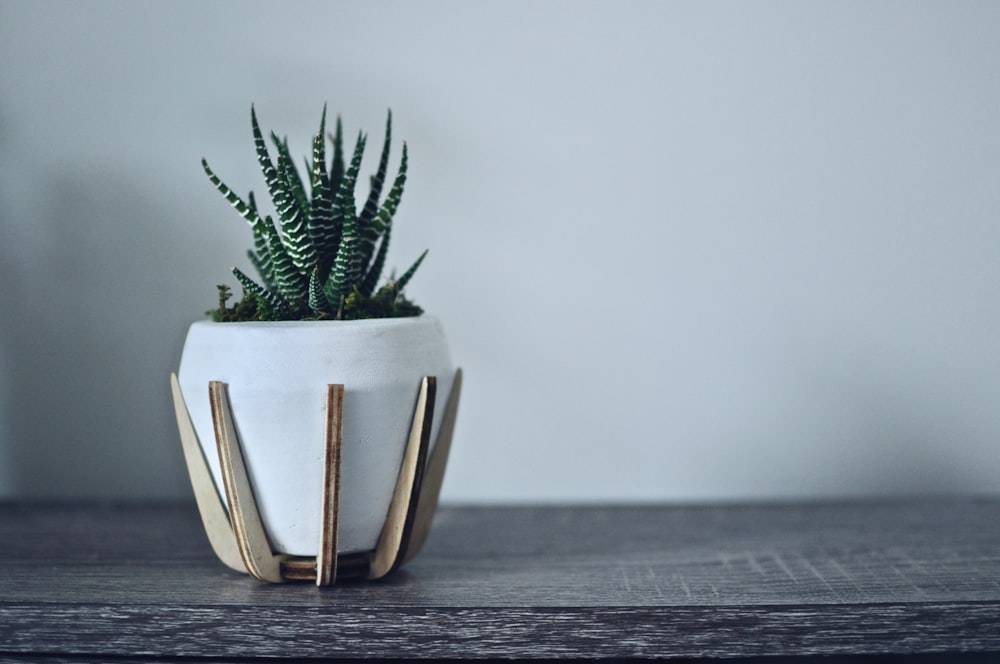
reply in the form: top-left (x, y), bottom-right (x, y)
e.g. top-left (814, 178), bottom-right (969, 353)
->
top-left (313, 106), bottom-right (332, 197)
top-left (318, 131), bottom-right (367, 309)
top-left (359, 224), bottom-right (390, 298)
top-left (359, 110), bottom-right (393, 233)
top-left (276, 125), bottom-right (325, 277)
top-left (326, 185), bottom-right (360, 311)
top-left (307, 267), bottom-right (333, 316)
top-left (253, 107), bottom-right (312, 278)
top-left (312, 131), bottom-right (364, 270)
top-left (272, 133), bottom-right (310, 222)
top-left (261, 214), bottom-right (308, 305)
top-left (355, 143), bottom-right (407, 279)
top-left (232, 265), bottom-right (293, 316)
top-left (395, 248), bottom-right (428, 292)
top-left (251, 108), bottom-right (287, 213)
top-left (367, 143), bottom-right (407, 241)
top-left (328, 115), bottom-right (345, 193)
top-left (306, 116), bottom-right (335, 285)
top-left (251, 234), bottom-right (275, 289)
top-left (202, 158), bottom-right (267, 234)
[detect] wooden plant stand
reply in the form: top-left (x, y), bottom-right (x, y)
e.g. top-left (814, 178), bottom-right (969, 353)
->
top-left (169, 369), bottom-right (462, 586)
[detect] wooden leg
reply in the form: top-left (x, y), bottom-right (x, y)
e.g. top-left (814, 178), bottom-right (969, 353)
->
top-left (169, 373), bottom-right (246, 575)
top-left (210, 381), bottom-right (286, 583)
top-left (316, 384), bottom-right (344, 587)
top-left (403, 368), bottom-right (463, 564)
top-left (368, 376), bottom-right (436, 579)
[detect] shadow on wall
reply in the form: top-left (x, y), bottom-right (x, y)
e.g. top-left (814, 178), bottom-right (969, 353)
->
top-left (0, 135), bottom-right (191, 498)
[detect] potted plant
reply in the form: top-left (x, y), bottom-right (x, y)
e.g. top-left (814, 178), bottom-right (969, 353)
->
top-left (170, 105), bottom-right (460, 583)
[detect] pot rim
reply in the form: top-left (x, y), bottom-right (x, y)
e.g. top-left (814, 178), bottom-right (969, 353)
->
top-left (188, 314), bottom-right (437, 331)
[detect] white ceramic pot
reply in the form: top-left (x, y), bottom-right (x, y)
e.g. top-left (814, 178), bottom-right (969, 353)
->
top-left (176, 316), bottom-right (455, 556)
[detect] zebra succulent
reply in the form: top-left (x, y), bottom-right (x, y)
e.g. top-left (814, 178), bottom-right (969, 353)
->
top-left (202, 105), bottom-right (426, 322)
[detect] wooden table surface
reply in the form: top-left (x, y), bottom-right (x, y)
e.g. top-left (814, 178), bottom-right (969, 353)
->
top-left (1, 499), bottom-right (998, 660)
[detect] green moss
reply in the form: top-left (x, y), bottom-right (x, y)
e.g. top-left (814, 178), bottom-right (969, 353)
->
top-left (341, 283), bottom-right (423, 320)
top-left (207, 282), bottom-right (422, 322)
top-left (207, 285), bottom-right (281, 322)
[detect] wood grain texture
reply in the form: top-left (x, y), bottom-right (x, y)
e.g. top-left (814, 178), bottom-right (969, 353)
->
top-left (169, 373), bottom-right (244, 574)
top-left (210, 381), bottom-right (285, 583)
top-left (367, 376), bottom-right (434, 580)
top-left (316, 383), bottom-right (344, 586)
top-left (404, 368), bottom-right (463, 564)
top-left (1, 500), bottom-right (999, 660)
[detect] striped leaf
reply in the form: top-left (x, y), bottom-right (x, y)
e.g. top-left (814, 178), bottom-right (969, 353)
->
top-left (247, 191), bottom-right (277, 290)
top-left (317, 132), bottom-right (367, 302)
top-left (302, 115), bottom-right (334, 282)
top-left (322, 273), bottom-right (344, 318)
top-left (247, 249), bottom-right (275, 293)
top-left (254, 107), bottom-right (311, 275)
top-left (395, 248), bottom-right (428, 292)
top-left (328, 115), bottom-right (345, 193)
top-left (279, 160), bottom-right (316, 274)
top-left (356, 143), bottom-right (407, 272)
top-left (325, 188), bottom-right (360, 313)
top-left (313, 106), bottom-right (331, 194)
top-left (201, 158), bottom-right (267, 234)
top-left (251, 107), bottom-right (286, 214)
top-left (307, 267), bottom-right (334, 316)
top-left (250, 227), bottom-right (276, 291)
top-left (358, 110), bottom-right (393, 233)
top-left (369, 143), bottom-right (407, 239)
top-left (311, 130), bottom-right (364, 266)
top-left (359, 224), bottom-right (391, 298)
top-left (232, 266), bottom-right (292, 317)
top-left (262, 214), bottom-right (308, 306)
top-left (271, 133), bottom-right (310, 222)
top-left (274, 125), bottom-right (326, 277)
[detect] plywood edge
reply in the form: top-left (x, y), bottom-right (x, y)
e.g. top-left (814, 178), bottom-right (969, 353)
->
top-left (368, 376), bottom-right (435, 579)
top-left (169, 373), bottom-right (246, 574)
top-left (210, 381), bottom-right (285, 583)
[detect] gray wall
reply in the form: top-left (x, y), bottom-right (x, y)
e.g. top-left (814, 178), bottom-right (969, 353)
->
top-left (1, 0), bottom-right (998, 501)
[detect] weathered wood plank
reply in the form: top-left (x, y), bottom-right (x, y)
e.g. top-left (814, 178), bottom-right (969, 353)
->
top-left (1, 500), bottom-right (998, 659)
top-left (1, 601), bottom-right (998, 660)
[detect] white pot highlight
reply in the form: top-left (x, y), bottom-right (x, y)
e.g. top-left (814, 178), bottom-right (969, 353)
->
top-left (176, 316), bottom-right (455, 556)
